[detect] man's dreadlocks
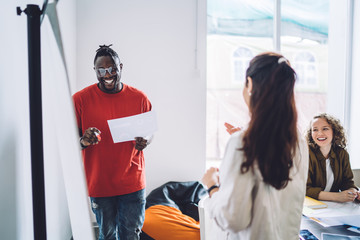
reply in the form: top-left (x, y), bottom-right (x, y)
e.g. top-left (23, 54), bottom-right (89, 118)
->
top-left (94, 44), bottom-right (121, 65)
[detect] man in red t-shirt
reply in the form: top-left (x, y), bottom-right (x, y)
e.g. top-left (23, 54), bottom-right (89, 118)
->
top-left (73, 45), bottom-right (152, 240)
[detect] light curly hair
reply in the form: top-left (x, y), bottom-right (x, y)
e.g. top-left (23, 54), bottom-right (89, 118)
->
top-left (306, 113), bottom-right (347, 149)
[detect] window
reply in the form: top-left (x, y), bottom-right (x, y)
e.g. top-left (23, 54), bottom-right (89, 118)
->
top-left (293, 51), bottom-right (318, 88)
top-left (232, 47), bottom-right (253, 84)
top-left (207, 0), bottom-right (329, 164)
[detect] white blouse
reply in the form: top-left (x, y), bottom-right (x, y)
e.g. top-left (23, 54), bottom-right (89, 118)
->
top-left (204, 130), bottom-right (309, 240)
top-left (324, 158), bottom-right (334, 192)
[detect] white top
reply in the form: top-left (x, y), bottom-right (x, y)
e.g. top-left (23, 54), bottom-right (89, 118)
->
top-left (324, 158), bottom-right (334, 192)
top-left (204, 130), bottom-right (309, 240)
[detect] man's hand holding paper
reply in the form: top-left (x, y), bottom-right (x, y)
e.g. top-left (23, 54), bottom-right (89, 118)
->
top-left (107, 111), bottom-right (157, 145)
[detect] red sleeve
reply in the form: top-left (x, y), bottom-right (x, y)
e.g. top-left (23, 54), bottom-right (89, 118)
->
top-left (142, 95), bottom-right (152, 112)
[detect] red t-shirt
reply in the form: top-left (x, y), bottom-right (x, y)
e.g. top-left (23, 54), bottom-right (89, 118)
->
top-left (73, 83), bottom-right (152, 197)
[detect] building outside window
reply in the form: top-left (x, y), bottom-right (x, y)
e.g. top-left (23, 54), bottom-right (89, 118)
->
top-left (294, 51), bottom-right (318, 88)
top-left (207, 0), bottom-right (329, 165)
top-left (232, 47), bottom-right (253, 84)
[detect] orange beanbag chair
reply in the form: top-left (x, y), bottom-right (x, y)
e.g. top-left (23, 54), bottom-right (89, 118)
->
top-left (142, 205), bottom-right (200, 240)
top-left (140, 181), bottom-right (207, 240)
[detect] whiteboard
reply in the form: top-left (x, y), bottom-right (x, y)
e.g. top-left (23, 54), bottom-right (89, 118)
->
top-left (41, 10), bottom-right (95, 240)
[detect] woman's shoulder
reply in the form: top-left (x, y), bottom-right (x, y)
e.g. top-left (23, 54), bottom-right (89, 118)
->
top-left (332, 146), bottom-right (349, 159)
top-left (307, 144), bottom-right (323, 157)
top-left (220, 130), bottom-right (245, 167)
top-left (228, 129), bottom-right (245, 147)
top-left (308, 145), bottom-right (316, 156)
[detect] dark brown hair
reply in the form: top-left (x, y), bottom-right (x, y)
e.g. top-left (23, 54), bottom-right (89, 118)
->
top-left (241, 52), bottom-right (298, 190)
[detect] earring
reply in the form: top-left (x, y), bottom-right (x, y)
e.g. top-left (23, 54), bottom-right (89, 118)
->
top-left (248, 91), bottom-right (252, 96)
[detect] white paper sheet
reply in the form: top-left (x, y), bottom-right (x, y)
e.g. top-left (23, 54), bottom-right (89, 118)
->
top-left (317, 215), bottom-right (360, 228)
top-left (303, 201), bottom-right (360, 227)
top-left (107, 111), bottom-right (157, 143)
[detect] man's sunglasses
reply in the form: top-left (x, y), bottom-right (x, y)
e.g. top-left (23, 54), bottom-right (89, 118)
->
top-left (94, 66), bottom-right (118, 77)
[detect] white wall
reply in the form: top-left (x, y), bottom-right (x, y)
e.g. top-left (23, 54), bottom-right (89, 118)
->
top-left (328, 0), bottom-right (347, 121)
top-left (349, 1), bottom-right (360, 169)
top-left (0, 0), bottom-right (82, 239)
top-left (0, 1), bottom-right (34, 238)
top-left (75, 0), bottom-right (207, 193)
top-left (328, 0), bottom-right (359, 169)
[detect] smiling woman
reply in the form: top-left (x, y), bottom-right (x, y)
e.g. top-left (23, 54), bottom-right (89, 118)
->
top-left (305, 113), bottom-right (360, 202)
top-left (311, 118), bottom-right (334, 157)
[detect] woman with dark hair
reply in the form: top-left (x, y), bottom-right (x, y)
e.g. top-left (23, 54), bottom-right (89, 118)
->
top-left (306, 113), bottom-right (359, 202)
top-left (201, 52), bottom-right (309, 240)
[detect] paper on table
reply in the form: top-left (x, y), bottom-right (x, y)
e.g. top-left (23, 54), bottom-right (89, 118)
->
top-left (321, 232), bottom-right (360, 240)
top-left (317, 215), bottom-right (360, 228)
top-left (107, 111), bottom-right (157, 143)
top-left (304, 201), bottom-right (360, 228)
top-left (302, 206), bottom-right (314, 216)
top-left (305, 201), bottom-right (360, 218)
